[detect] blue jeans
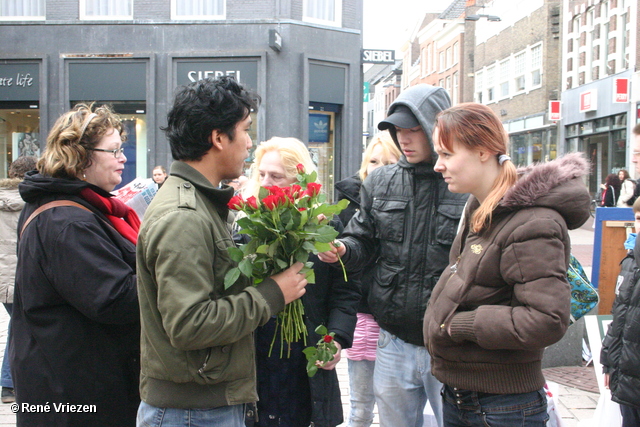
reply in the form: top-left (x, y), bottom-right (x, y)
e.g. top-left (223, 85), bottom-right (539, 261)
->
top-left (1, 303), bottom-right (12, 389)
top-left (442, 385), bottom-right (548, 427)
top-left (136, 401), bottom-right (245, 427)
top-left (373, 329), bottom-right (443, 427)
top-left (347, 359), bottom-right (376, 427)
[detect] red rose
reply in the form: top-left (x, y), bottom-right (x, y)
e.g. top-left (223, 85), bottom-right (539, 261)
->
top-left (246, 196), bottom-right (258, 210)
top-left (305, 182), bottom-right (322, 197)
top-left (227, 195), bottom-right (245, 210)
top-left (296, 163), bottom-right (305, 174)
top-left (262, 195), bottom-right (278, 210)
top-left (323, 335), bottom-right (333, 343)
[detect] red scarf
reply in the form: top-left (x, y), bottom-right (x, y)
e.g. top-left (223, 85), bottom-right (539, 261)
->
top-left (80, 188), bottom-right (140, 245)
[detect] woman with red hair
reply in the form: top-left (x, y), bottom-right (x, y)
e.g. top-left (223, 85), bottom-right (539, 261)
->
top-left (424, 103), bottom-right (591, 426)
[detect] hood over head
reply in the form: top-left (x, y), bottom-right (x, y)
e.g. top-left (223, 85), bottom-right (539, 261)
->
top-left (378, 84), bottom-right (451, 160)
top-left (19, 170), bottom-right (113, 204)
top-left (501, 152), bottom-right (591, 230)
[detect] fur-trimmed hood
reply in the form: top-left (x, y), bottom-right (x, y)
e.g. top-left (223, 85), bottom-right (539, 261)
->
top-left (500, 152), bottom-right (591, 230)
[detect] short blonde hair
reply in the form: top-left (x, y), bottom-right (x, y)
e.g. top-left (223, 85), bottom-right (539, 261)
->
top-left (245, 137), bottom-right (317, 198)
top-left (358, 131), bottom-right (402, 181)
top-left (38, 103), bottom-right (125, 180)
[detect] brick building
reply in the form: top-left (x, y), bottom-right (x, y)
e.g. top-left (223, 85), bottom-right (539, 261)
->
top-left (466, 0), bottom-right (563, 167)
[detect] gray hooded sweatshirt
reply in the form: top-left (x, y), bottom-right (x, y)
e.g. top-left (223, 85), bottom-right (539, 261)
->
top-left (340, 84), bottom-right (468, 346)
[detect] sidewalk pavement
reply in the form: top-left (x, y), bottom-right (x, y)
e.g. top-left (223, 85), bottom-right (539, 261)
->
top-left (0, 221), bottom-right (600, 426)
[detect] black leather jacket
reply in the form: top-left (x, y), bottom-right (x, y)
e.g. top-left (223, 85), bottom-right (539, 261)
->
top-left (601, 240), bottom-right (640, 409)
top-left (340, 158), bottom-right (467, 346)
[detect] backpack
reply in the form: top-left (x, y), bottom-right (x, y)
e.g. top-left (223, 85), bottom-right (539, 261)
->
top-left (567, 254), bottom-right (599, 324)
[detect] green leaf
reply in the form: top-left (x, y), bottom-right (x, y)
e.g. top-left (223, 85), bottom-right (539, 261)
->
top-left (256, 244), bottom-right (269, 254)
top-left (315, 324), bottom-right (328, 335)
top-left (276, 258), bottom-right (288, 270)
top-left (302, 241), bottom-right (316, 252)
top-left (305, 267), bottom-right (315, 284)
top-left (227, 246), bottom-right (244, 263)
top-left (313, 241), bottom-right (333, 252)
top-left (302, 346), bottom-right (317, 358)
top-left (307, 364), bottom-right (318, 378)
top-left (239, 258), bottom-right (253, 278)
top-left (315, 225), bottom-right (339, 243)
top-left (224, 268), bottom-right (241, 289)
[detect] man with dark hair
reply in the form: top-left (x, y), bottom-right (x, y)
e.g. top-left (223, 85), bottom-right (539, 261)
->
top-left (627, 124), bottom-right (640, 206)
top-left (136, 77), bottom-right (308, 426)
top-left (319, 84), bottom-right (468, 427)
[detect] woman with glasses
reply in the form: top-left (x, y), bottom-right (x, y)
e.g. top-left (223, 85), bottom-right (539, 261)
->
top-left (12, 103), bottom-right (140, 426)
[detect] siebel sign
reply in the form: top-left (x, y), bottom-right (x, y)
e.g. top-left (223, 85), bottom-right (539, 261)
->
top-left (362, 49), bottom-right (395, 64)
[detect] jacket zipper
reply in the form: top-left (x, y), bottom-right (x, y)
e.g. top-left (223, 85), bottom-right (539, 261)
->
top-left (197, 349), bottom-right (212, 377)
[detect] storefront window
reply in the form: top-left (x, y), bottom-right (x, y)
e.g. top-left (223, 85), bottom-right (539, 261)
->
top-left (611, 129), bottom-right (626, 173)
top-left (308, 110), bottom-right (335, 203)
top-left (595, 118), bottom-right (610, 132)
top-left (566, 124), bottom-right (579, 137)
top-left (0, 106), bottom-right (40, 178)
top-left (612, 113), bottom-right (627, 128)
top-left (579, 121), bottom-right (594, 134)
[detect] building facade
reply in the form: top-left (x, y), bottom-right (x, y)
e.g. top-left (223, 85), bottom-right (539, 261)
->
top-left (467, 0), bottom-right (563, 167)
top-left (0, 0), bottom-right (363, 198)
top-left (560, 0), bottom-right (638, 194)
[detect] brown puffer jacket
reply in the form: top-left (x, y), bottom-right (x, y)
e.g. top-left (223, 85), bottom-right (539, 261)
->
top-left (424, 153), bottom-right (591, 395)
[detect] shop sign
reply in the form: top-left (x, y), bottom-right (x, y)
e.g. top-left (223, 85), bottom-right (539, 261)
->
top-left (361, 49), bottom-right (395, 64)
top-left (0, 63), bottom-right (39, 101)
top-left (579, 90), bottom-right (597, 113)
top-left (614, 78), bottom-right (629, 103)
top-left (176, 60), bottom-right (258, 91)
top-left (549, 101), bottom-right (561, 121)
top-left (309, 113), bottom-right (330, 143)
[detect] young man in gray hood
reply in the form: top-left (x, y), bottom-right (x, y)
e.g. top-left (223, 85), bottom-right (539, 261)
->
top-left (319, 85), bottom-right (467, 426)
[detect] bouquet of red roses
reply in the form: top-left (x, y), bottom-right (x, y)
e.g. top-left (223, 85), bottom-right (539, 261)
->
top-left (225, 164), bottom-right (348, 361)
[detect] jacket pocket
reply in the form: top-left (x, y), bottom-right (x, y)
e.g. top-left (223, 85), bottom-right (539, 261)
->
top-left (372, 198), bottom-right (408, 242)
top-left (187, 339), bottom-right (252, 384)
top-left (434, 202), bottom-right (464, 245)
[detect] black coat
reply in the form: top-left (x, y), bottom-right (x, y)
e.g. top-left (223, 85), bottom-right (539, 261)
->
top-left (340, 159), bottom-right (468, 346)
top-left (601, 238), bottom-right (640, 409)
top-left (253, 219), bottom-right (359, 427)
top-left (11, 172), bottom-right (139, 427)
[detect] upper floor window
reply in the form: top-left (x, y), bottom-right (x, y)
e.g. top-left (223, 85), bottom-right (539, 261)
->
top-left (172, 0), bottom-right (225, 20)
top-left (81, 0), bottom-right (132, 20)
top-left (530, 44), bottom-right (542, 86)
top-left (452, 42), bottom-right (459, 66)
top-left (514, 51), bottom-right (526, 92)
top-left (1, 0), bottom-right (45, 20)
top-left (303, 0), bottom-right (342, 27)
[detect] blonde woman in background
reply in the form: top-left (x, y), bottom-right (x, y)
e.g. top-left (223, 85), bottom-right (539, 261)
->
top-left (243, 137), bottom-right (359, 427)
top-left (335, 131), bottom-right (401, 427)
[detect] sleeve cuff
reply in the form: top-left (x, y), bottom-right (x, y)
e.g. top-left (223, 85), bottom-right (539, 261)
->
top-left (449, 311), bottom-right (477, 343)
top-left (255, 278), bottom-right (285, 317)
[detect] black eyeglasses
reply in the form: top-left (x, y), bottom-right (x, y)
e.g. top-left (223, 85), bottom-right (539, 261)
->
top-left (87, 147), bottom-right (125, 159)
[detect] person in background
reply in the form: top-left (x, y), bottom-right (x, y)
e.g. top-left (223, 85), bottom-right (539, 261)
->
top-left (334, 131), bottom-right (401, 427)
top-left (600, 159), bottom-right (640, 427)
top-left (151, 165), bottom-right (167, 188)
top-left (601, 173), bottom-right (621, 207)
top-left (12, 104), bottom-right (141, 426)
top-left (626, 125), bottom-right (640, 207)
top-left (137, 77), bottom-right (307, 427)
top-left (617, 169), bottom-right (636, 207)
top-left (223, 175), bottom-right (248, 194)
top-left (319, 84), bottom-right (468, 427)
top-left (424, 103), bottom-right (591, 427)
top-left (243, 137), bottom-right (359, 427)
top-left (0, 156), bottom-right (37, 404)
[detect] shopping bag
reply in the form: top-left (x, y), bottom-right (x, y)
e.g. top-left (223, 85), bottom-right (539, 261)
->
top-left (567, 254), bottom-right (599, 325)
